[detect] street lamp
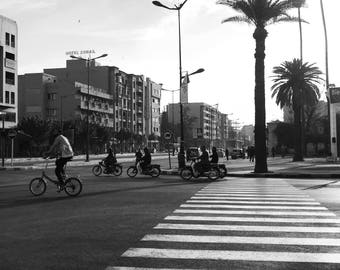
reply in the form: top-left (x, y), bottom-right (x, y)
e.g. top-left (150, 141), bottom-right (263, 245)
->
top-left (70, 53), bottom-right (108, 161)
top-left (153, 0), bottom-right (189, 168)
top-left (0, 111), bottom-right (6, 167)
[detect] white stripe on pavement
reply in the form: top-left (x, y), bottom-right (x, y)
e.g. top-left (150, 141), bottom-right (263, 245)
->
top-left (174, 209), bottom-right (335, 216)
top-left (180, 204), bottom-right (327, 210)
top-left (122, 248), bottom-right (340, 263)
top-left (191, 196), bottom-right (315, 201)
top-left (142, 234), bottom-right (340, 246)
top-left (196, 193), bottom-right (309, 198)
top-left (106, 267), bottom-right (196, 270)
top-left (154, 223), bottom-right (340, 233)
top-left (186, 200), bottom-right (321, 205)
top-left (165, 215), bottom-right (340, 223)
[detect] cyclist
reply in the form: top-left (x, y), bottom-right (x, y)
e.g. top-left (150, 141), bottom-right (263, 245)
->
top-left (103, 148), bottom-right (117, 173)
top-left (140, 147), bottom-right (151, 171)
top-left (194, 145), bottom-right (209, 174)
top-left (210, 146), bottom-right (219, 164)
top-left (45, 129), bottom-right (74, 188)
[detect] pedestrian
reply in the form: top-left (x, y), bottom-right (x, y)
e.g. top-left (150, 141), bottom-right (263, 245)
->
top-left (271, 146), bottom-right (275, 158)
top-left (249, 146), bottom-right (255, 162)
top-left (225, 148), bottom-right (229, 160)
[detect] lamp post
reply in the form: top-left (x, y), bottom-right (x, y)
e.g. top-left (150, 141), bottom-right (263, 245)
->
top-left (70, 53), bottom-right (108, 161)
top-left (152, 0), bottom-right (188, 168)
top-left (0, 112), bottom-right (6, 167)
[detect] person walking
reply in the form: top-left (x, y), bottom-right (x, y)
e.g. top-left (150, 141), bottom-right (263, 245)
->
top-left (225, 148), bottom-right (229, 160)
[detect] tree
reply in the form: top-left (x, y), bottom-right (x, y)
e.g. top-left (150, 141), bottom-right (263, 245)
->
top-left (217, 0), bottom-right (299, 173)
top-left (271, 59), bottom-right (323, 161)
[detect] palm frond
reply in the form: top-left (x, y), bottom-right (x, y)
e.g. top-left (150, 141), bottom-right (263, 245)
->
top-left (222, 16), bottom-right (253, 24)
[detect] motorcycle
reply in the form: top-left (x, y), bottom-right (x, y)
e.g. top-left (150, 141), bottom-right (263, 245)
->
top-left (127, 162), bottom-right (161, 178)
top-left (211, 163), bottom-right (228, 178)
top-left (180, 159), bottom-right (220, 181)
top-left (92, 161), bottom-right (123, 176)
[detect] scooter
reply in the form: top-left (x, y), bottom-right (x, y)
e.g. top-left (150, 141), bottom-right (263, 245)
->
top-left (127, 161), bottom-right (161, 178)
top-left (180, 159), bottom-right (220, 181)
top-left (92, 161), bottom-right (123, 176)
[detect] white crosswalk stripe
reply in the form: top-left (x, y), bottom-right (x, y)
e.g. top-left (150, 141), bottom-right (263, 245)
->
top-left (107, 178), bottom-right (340, 269)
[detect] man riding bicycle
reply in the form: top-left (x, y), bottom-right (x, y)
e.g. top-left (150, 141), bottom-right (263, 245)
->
top-left (45, 129), bottom-right (74, 188)
top-left (194, 145), bottom-right (210, 174)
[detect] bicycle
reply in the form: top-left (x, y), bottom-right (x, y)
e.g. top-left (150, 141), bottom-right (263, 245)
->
top-left (29, 157), bottom-right (83, 197)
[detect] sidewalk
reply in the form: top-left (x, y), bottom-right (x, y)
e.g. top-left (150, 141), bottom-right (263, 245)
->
top-left (2, 155), bottom-right (340, 179)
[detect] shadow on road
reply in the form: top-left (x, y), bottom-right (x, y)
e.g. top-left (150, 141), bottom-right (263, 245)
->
top-left (303, 180), bottom-right (339, 190)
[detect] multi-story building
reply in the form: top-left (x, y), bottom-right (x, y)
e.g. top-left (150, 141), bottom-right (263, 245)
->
top-left (18, 59), bottom-right (162, 150)
top-left (167, 102), bottom-right (230, 149)
top-left (0, 15), bottom-right (18, 128)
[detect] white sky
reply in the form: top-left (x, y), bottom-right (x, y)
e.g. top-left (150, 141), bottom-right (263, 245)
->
top-left (2, 0), bottom-right (340, 125)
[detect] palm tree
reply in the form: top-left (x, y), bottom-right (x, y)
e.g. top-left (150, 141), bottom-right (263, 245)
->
top-left (217, 0), bottom-right (299, 173)
top-left (271, 59), bottom-right (323, 161)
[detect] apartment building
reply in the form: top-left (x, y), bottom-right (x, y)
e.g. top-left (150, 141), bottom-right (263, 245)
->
top-left (0, 15), bottom-right (18, 128)
top-left (19, 59), bottom-right (162, 149)
top-left (167, 102), bottom-right (230, 149)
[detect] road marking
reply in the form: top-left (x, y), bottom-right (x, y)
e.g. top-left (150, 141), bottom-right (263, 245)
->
top-left (165, 215), bottom-right (340, 223)
top-left (122, 248), bottom-right (340, 263)
top-left (186, 200), bottom-right (321, 205)
top-left (192, 196), bottom-right (315, 201)
top-left (142, 234), bottom-right (340, 246)
top-left (197, 193), bottom-right (310, 197)
top-left (174, 209), bottom-right (335, 216)
top-left (155, 223), bottom-right (340, 233)
top-left (180, 204), bottom-right (327, 210)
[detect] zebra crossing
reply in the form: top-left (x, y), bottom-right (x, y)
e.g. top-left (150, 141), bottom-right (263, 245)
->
top-left (106, 178), bottom-right (340, 269)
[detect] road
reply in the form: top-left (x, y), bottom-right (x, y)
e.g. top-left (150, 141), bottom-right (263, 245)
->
top-left (1, 160), bottom-right (340, 270)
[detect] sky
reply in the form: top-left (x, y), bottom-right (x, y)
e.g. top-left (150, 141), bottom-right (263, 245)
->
top-left (1, 0), bottom-right (340, 126)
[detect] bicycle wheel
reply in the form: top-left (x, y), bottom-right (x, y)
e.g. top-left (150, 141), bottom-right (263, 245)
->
top-left (29, 177), bottom-right (47, 196)
top-left (150, 167), bottom-right (160, 178)
top-left (219, 167), bottom-right (227, 178)
top-left (64, 177), bottom-right (83, 197)
top-left (208, 168), bottom-right (220, 181)
top-left (180, 168), bottom-right (193, 181)
top-left (113, 165), bottom-right (123, 176)
top-left (127, 166), bottom-right (138, 178)
top-left (92, 165), bottom-right (102, 176)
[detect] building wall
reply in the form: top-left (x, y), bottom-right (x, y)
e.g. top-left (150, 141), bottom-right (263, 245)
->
top-left (0, 15), bottom-right (18, 128)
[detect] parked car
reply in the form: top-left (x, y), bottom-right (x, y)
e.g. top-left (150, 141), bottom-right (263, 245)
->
top-left (231, 148), bottom-right (244, 159)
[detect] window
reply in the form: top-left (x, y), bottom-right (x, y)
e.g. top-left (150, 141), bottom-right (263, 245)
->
top-left (5, 33), bottom-right (10, 46)
top-left (10, 92), bottom-right (15, 104)
top-left (5, 72), bottom-right (15, 85)
top-left (5, 52), bottom-right (15, 60)
top-left (11, 34), bottom-right (15, 48)
top-left (47, 93), bottom-right (56, 100)
top-left (47, 109), bottom-right (57, 116)
top-left (5, 91), bottom-right (9, 103)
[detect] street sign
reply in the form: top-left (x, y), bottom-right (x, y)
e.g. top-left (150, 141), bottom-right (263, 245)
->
top-left (8, 129), bottom-right (17, 139)
top-left (164, 132), bottom-right (172, 140)
top-left (330, 87), bottom-right (340, 104)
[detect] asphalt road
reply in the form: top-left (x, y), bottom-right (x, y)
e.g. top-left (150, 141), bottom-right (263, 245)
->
top-left (1, 161), bottom-right (340, 270)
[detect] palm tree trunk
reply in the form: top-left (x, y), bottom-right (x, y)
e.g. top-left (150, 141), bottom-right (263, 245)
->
top-left (253, 27), bottom-right (268, 173)
top-left (293, 91), bottom-right (303, 161)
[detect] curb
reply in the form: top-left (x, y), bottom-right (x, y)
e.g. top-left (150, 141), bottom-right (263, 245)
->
top-left (226, 172), bottom-right (340, 179)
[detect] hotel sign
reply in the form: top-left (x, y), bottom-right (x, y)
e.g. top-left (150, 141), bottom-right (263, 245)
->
top-left (65, 49), bottom-right (95, 56)
top-left (330, 87), bottom-right (340, 104)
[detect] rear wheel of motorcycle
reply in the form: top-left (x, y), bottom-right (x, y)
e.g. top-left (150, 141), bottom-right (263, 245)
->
top-left (92, 165), bottom-right (102, 176)
top-left (127, 167), bottom-right (138, 178)
top-left (180, 168), bottom-right (193, 181)
top-left (219, 167), bottom-right (227, 178)
top-left (208, 168), bottom-right (220, 181)
top-left (150, 167), bottom-right (161, 178)
top-left (113, 165), bottom-right (123, 176)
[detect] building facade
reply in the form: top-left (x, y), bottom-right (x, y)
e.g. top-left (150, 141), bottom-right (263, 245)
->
top-left (19, 59), bottom-right (162, 151)
top-left (0, 15), bottom-right (18, 128)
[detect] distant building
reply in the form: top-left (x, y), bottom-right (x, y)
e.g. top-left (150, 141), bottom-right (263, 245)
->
top-left (0, 15), bottom-right (18, 128)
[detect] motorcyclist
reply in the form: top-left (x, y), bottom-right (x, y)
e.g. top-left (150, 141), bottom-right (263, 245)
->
top-left (210, 146), bottom-right (219, 164)
top-left (140, 147), bottom-right (151, 171)
top-left (194, 145), bottom-right (209, 174)
top-left (103, 148), bottom-right (117, 173)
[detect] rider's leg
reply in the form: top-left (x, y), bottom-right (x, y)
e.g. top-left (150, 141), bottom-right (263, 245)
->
top-left (55, 158), bottom-right (65, 184)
